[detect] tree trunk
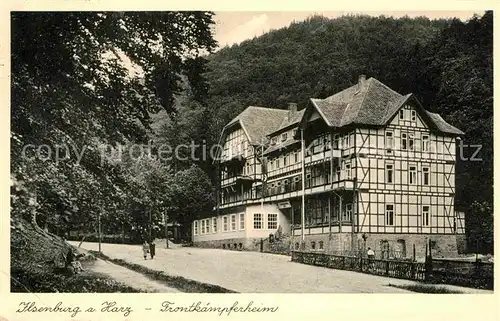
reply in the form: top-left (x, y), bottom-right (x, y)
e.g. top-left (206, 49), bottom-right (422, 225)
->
top-left (31, 207), bottom-right (38, 227)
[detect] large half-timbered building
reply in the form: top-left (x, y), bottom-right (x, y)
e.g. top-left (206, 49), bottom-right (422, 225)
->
top-left (192, 76), bottom-right (466, 259)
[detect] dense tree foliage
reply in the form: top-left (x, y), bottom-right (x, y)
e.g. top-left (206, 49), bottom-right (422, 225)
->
top-left (11, 12), bottom-right (217, 241)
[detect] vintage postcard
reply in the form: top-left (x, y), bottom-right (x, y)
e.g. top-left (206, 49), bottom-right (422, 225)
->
top-left (1, 2), bottom-right (498, 321)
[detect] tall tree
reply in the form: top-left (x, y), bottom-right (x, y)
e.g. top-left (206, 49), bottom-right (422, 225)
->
top-left (11, 12), bottom-right (217, 235)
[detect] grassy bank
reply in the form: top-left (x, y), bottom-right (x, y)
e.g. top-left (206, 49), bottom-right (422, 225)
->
top-left (10, 217), bottom-right (142, 293)
top-left (11, 264), bottom-right (143, 293)
top-left (388, 283), bottom-right (463, 294)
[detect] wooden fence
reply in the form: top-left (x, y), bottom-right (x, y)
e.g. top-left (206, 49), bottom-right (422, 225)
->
top-left (291, 251), bottom-right (494, 289)
top-left (291, 251), bottom-right (426, 281)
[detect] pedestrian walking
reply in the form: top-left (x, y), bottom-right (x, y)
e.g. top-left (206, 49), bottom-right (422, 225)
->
top-left (367, 247), bottom-right (375, 270)
top-left (142, 240), bottom-right (149, 260)
top-left (367, 247), bottom-right (375, 259)
top-left (149, 239), bottom-right (156, 259)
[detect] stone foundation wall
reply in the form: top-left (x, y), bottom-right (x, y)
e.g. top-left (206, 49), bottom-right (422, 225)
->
top-left (193, 237), bottom-right (261, 251)
top-left (193, 234), bottom-right (293, 255)
top-left (292, 233), bottom-right (460, 260)
top-left (455, 234), bottom-right (467, 254)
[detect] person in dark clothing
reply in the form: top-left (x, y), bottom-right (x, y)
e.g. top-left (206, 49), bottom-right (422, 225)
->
top-left (149, 240), bottom-right (156, 259)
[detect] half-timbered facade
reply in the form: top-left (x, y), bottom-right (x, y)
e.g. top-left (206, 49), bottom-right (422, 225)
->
top-left (192, 75), bottom-right (465, 259)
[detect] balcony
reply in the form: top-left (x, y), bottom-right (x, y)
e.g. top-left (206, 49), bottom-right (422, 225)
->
top-left (221, 175), bottom-right (256, 188)
top-left (220, 153), bottom-right (246, 167)
top-left (304, 149), bottom-right (341, 165)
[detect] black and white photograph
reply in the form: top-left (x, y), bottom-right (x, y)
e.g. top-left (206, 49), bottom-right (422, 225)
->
top-left (9, 9), bottom-right (494, 298)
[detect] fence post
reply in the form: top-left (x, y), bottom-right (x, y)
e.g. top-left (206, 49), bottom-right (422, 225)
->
top-left (342, 256), bottom-right (345, 269)
top-left (425, 242), bottom-right (433, 280)
top-left (413, 244), bottom-right (416, 262)
top-left (385, 260), bottom-right (389, 276)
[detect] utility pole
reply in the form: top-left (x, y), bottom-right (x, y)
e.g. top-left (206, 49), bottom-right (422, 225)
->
top-left (98, 209), bottom-right (102, 253)
top-left (301, 128), bottom-right (306, 246)
top-left (148, 207), bottom-right (152, 242)
top-left (164, 209), bottom-right (169, 249)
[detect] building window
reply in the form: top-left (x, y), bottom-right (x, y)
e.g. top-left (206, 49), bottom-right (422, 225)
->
top-left (311, 241), bottom-right (316, 250)
top-left (277, 181), bottom-right (284, 194)
top-left (409, 166), bottom-right (417, 184)
top-left (294, 152), bottom-right (299, 163)
top-left (386, 163), bottom-right (394, 183)
top-left (399, 109), bottom-right (405, 120)
top-left (319, 241), bottom-right (324, 250)
top-left (422, 206), bottom-right (430, 227)
top-left (409, 133), bottom-right (415, 151)
top-left (344, 162), bottom-right (352, 180)
top-left (401, 133), bottom-right (408, 150)
top-left (276, 157), bottom-right (280, 168)
top-left (422, 135), bottom-right (429, 152)
top-left (267, 213), bottom-right (278, 230)
top-left (230, 214), bottom-right (237, 231)
top-left (386, 204), bottom-right (394, 226)
top-left (239, 213), bottom-right (245, 230)
top-left (194, 221), bottom-right (198, 235)
top-left (295, 242), bottom-right (299, 250)
top-left (253, 213), bottom-right (263, 229)
top-left (212, 217), bottom-right (217, 233)
top-left (201, 220), bottom-right (206, 234)
top-left (293, 128), bottom-right (298, 137)
top-left (422, 167), bottom-right (430, 185)
top-left (332, 134), bottom-right (339, 149)
top-left (205, 219), bottom-right (210, 233)
top-left (281, 133), bottom-right (287, 141)
top-left (343, 203), bottom-right (352, 222)
top-left (385, 131), bottom-right (394, 151)
top-left (343, 135), bottom-right (350, 149)
top-left (223, 216), bottom-right (228, 232)
top-left (271, 137), bottom-right (277, 145)
top-left (283, 154), bottom-right (288, 166)
top-left (411, 110), bottom-right (416, 121)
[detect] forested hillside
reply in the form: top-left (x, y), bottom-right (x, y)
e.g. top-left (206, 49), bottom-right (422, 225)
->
top-left (158, 12), bottom-right (493, 252)
top-left (11, 12), bottom-right (493, 262)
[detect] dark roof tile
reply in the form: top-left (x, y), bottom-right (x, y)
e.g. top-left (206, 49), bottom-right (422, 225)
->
top-left (226, 106), bottom-right (288, 145)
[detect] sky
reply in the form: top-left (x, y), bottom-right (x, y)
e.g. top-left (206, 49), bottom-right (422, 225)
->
top-left (213, 11), bottom-right (484, 49)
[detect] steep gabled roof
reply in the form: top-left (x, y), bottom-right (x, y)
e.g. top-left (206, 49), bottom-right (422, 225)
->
top-left (425, 111), bottom-right (464, 135)
top-left (219, 76), bottom-right (464, 157)
top-left (274, 108), bottom-right (306, 133)
top-left (225, 106), bottom-right (288, 145)
top-left (305, 77), bottom-right (464, 135)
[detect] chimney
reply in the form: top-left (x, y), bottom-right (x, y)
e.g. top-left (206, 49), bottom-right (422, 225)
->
top-left (356, 74), bottom-right (366, 94)
top-left (288, 102), bottom-right (298, 121)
